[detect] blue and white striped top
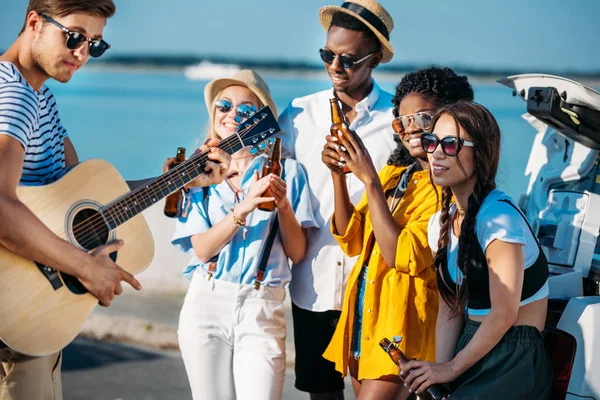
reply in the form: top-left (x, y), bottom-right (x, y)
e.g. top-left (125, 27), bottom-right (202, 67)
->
top-left (0, 62), bottom-right (68, 186)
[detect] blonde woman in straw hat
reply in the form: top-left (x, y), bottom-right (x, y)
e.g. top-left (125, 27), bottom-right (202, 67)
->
top-left (170, 70), bottom-right (318, 400)
top-left (277, 1), bottom-right (396, 399)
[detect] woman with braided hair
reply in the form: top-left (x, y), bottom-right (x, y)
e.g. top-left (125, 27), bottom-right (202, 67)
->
top-left (320, 67), bottom-right (473, 399)
top-left (401, 101), bottom-right (553, 399)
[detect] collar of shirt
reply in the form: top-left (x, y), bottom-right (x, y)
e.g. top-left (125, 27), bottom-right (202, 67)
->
top-left (330, 79), bottom-right (382, 119)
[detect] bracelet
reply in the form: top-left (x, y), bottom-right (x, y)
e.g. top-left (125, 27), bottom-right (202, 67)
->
top-left (231, 206), bottom-right (246, 227)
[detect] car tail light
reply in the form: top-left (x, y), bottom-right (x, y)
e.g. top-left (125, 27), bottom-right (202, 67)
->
top-left (544, 326), bottom-right (577, 400)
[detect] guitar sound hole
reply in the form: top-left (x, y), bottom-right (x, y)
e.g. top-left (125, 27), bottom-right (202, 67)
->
top-left (62, 208), bottom-right (117, 295)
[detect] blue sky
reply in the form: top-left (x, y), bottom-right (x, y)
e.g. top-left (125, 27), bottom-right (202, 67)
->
top-left (1, 0), bottom-right (599, 73)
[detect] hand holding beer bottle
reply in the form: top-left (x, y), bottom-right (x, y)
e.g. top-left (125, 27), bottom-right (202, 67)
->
top-left (257, 138), bottom-right (282, 212)
top-left (380, 338), bottom-right (451, 400)
top-left (329, 97), bottom-right (352, 174)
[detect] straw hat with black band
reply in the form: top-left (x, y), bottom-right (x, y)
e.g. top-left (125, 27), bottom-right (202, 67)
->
top-left (319, 0), bottom-right (394, 63)
top-left (204, 69), bottom-right (277, 139)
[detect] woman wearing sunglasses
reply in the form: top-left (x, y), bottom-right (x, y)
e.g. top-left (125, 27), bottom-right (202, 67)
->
top-left (170, 70), bottom-right (317, 400)
top-left (400, 101), bottom-right (552, 399)
top-left (320, 67), bottom-right (473, 399)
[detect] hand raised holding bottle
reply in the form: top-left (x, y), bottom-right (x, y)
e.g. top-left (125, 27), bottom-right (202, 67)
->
top-left (234, 170), bottom-right (275, 220)
top-left (328, 124), bottom-right (379, 185)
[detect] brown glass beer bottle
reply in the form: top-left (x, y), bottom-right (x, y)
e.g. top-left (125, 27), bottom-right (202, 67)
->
top-left (257, 137), bottom-right (282, 212)
top-left (329, 97), bottom-right (351, 174)
top-left (379, 338), bottom-right (451, 400)
top-left (164, 147), bottom-right (186, 218)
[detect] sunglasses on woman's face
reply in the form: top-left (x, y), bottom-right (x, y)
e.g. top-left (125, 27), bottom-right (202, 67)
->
top-left (392, 112), bottom-right (433, 134)
top-left (420, 132), bottom-right (474, 156)
top-left (215, 99), bottom-right (257, 121)
top-left (319, 48), bottom-right (375, 70)
top-left (40, 14), bottom-right (110, 58)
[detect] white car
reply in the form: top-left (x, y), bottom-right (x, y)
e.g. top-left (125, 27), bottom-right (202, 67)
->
top-left (499, 74), bottom-right (600, 399)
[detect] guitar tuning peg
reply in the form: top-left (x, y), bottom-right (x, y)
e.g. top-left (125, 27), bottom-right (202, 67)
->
top-left (250, 147), bottom-right (259, 155)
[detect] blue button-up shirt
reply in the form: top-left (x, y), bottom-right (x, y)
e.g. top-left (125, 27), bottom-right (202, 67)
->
top-left (171, 155), bottom-right (317, 287)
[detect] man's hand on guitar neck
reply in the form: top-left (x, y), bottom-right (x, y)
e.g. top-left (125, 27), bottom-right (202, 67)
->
top-left (163, 139), bottom-right (231, 190)
top-left (79, 240), bottom-right (142, 307)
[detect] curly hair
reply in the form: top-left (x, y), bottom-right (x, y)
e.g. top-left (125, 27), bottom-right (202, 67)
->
top-left (429, 101), bottom-right (501, 317)
top-left (388, 66), bottom-right (474, 166)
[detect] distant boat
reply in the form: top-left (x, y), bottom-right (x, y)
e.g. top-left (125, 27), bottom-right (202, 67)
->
top-left (183, 61), bottom-right (241, 80)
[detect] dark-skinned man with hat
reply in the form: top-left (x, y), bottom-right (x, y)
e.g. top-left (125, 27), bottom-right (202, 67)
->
top-left (277, 1), bottom-right (396, 399)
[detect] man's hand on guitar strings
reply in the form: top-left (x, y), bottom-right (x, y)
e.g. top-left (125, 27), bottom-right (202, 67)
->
top-left (188, 139), bottom-right (231, 188)
top-left (81, 239), bottom-right (142, 307)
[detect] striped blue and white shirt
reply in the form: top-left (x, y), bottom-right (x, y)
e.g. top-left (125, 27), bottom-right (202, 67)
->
top-left (0, 62), bottom-right (68, 186)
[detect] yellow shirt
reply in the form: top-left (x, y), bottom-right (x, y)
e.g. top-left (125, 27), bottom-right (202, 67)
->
top-left (323, 164), bottom-right (440, 380)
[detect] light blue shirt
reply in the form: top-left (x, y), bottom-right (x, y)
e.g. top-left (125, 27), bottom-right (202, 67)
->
top-left (171, 155), bottom-right (318, 287)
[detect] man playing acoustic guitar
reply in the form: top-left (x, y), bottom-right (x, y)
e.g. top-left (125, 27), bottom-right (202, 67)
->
top-left (0, 1), bottom-right (231, 399)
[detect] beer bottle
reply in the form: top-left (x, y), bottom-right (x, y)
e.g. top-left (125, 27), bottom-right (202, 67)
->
top-left (257, 138), bottom-right (282, 212)
top-left (379, 338), bottom-right (451, 400)
top-left (329, 97), bottom-right (351, 174)
top-left (164, 147), bottom-right (186, 218)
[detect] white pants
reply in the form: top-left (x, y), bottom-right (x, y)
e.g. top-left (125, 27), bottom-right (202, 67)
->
top-left (178, 271), bottom-right (287, 400)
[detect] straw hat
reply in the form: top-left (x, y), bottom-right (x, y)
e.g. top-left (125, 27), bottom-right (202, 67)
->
top-left (319, 0), bottom-right (394, 63)
top-left (204, 69), bottom-right (277, 117)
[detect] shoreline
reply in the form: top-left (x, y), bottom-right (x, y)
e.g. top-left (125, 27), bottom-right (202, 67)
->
top-left (81, 62), bottom-right (600, 88)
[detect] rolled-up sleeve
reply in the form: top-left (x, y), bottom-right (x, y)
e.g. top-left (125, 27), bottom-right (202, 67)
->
top-left (171, 188), bottom-right (211, 256)
top-left (286, 159), bottom-right (318, 229)
top-left (330, 200), bottom-right (366, 257)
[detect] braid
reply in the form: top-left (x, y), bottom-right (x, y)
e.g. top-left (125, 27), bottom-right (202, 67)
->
top-left (434, 186), bottom-right (454, 310)
top-left (454, 179), bottom-right (495, 316)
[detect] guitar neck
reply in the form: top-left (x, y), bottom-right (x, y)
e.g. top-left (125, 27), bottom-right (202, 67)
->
top-left (101, 135), bottom-right (244, 229)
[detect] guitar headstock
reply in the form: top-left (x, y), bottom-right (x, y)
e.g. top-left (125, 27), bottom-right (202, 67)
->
top-left (235, 105), bottom-right (281, 149)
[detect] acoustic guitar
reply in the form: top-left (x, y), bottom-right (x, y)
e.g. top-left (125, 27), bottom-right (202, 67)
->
top-left (0, 106), bottom-right (280, 356)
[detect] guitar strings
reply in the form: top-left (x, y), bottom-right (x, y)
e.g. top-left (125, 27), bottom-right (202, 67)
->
top-left (64, 117), bottom-right (272, 250)
top-left (66, 138), bottom-right (233, 247)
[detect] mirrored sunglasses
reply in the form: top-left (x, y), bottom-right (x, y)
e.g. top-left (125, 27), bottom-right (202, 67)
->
top-left (420, 132), bottom-right (474, 156)
top-left (40, 13), bottom-right (110, 58)
top-left (319, 48), bottom-right (374, 69)
top-left (392, 112), bottom-right (433, 134)
top-left (215, 99), bottom-right (257, 122)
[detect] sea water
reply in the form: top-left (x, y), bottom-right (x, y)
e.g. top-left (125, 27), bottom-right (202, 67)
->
top-left (47, 68), bottom-right (539, 201)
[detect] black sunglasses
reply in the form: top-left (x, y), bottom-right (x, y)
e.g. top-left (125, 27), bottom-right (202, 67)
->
top-left (40, 13), bottom-right (111, 58)
top-left (215, 99), bottom-right (257, 122)
top-left (420, 132), bottom-right (474, 156)
top-left (319, 48), bottom-right (375, 69)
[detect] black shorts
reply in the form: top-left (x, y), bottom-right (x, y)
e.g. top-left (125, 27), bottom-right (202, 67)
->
top-left (291, 302), bottom-right (345, 393)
